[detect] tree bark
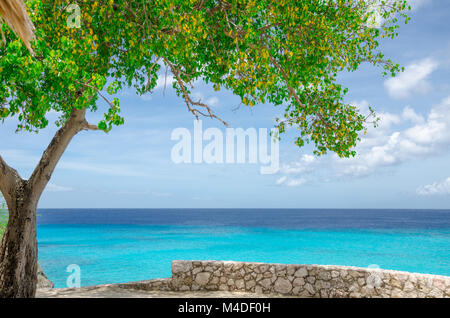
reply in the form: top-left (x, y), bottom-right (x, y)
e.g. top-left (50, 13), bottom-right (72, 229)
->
top-left (0, 108), bottom-right (97, 297)
top-left (0, 180), bottom-right (38, 297)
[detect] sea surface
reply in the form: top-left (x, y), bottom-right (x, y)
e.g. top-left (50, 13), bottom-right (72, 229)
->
top-left (36, 209), bottom-right (450, 288)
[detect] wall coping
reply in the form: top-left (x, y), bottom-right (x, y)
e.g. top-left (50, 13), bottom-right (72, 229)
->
top-left (172, 260), bottom-right (450, 280)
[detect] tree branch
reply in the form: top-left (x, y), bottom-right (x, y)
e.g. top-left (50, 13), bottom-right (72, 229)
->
top-left (28, 108), bottom-right (93, 199)
top-left (0, 155), bottom-right (22, 204)
top-left (164, 58), bottom-right (228, 126)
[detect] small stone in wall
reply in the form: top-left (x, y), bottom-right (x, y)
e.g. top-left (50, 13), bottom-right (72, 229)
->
top-left (306, 276), bottom-right (315, 284)
top-left (304, 283), bottom-right (315, 295)
top-left (274, 277), bottom-right (292, 294)
top-left (195, 272), bottom-right (211, 286)
top-left (235, 279), bottom-right (245, 290)
top-left (318, 271), bottom-right (331, 281)
top-left (259, 278), bottom-right (272, 290)
top-left (246, 280), bottom-right (256, 289)
top-left (172, 261), bottom-right (193, 274)
top-left (293, 277), bottom-right (305, 287)
top-left (294, 267), bottom-right (308, 278)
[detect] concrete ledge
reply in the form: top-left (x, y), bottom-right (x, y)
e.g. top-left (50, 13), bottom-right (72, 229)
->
top-left (115, 278), bottom-right (173, 291)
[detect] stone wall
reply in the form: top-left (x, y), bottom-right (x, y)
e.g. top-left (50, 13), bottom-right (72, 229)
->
top-left (170, 260), bottom-right (450, 298)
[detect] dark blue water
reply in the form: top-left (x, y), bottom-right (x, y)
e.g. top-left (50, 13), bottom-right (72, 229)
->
top-left (36, 209), bottom-right (450, 288)
top-left (37, 208), bottom-right (450, 229)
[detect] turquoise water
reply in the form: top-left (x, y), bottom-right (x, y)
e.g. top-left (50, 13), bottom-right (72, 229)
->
top-left (37, 224), bottom-right (450, 288)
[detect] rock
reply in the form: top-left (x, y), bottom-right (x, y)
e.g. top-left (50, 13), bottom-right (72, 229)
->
top-left (403, 281), bottom-right (415, 293)
top-left (293, 277), bottom-right (305, 287)
top-left (235, 279), bottom-right (245, 289)
top-left (318, 271), bottom-right (331, 281)
top-left (172, 261), bottom-right (192, 274)
top-left (274, 277), bottom-right (292, 294)
top-left (37, 263), bottom-right (54, 289)
top-left (204, 266), bottom-right (214, 272)
top-left (195, 272), bottom-right (211, 286)
top-left (246, 280), bottom-right (256, 289)
top-left (315, 280), bottom-right (331, 290)
top-left (304, 283), bottom-right (315, 295)
top-left (432, 278), bottom-right (446, 291)
top-left (259, 278), bottom-right (272, 290)
top-left (306, 276), bottom-right (315, 284)
top-left (320, 289), bottom-right (329, 298)
top-left (390, 277), bottom-right (403, 289)
top-left (331, 271), bottom-right (340, 278)
top-left (286, 265), bottom-right (296, 276)
top-left (391, 288), bottom-right (405, 298)
top-left (254, 285), bottom-right (263, 294)
top-left (294, 267), bottom-right (308, 278)
top-left (428, 289), bottom-right (444, 298)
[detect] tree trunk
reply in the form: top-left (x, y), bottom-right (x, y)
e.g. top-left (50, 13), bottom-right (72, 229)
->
top-left (0, 180), bottom-right (37, 298)
top-left (0, 107), bottom-right (98, 297)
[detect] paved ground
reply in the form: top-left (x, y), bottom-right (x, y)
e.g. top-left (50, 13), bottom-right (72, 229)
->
top-left (36, 286), bottom-right (292, 298)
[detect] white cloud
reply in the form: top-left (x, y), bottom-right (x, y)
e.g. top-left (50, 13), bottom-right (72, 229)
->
top-left (279, 154), bottom-right (317, 175)
top-left (275, 155), bottom-right (316, 186)
top-left (417, 177), bottom-right (450, 196)
top-left (363, 0), bottom-right (430, 28)
top-left (206, 97), bottom-right (219, 107)
top-left (286, 178), bottom-right (307, 187)
top-left (45, 183), bottom-right (73, 192)
top-left (191, 92), bottom-right (220, 107)
top-left (58, 161), bottom-right (146, 177)
top-left (276, 95), bottom-right (450, 185)
top-left (155, 74), bottom-right (175, 90)
top-left (384, 58), bottom-right (438, 99)
top-left (276, 176), bottom-right (287, 185)
top-left (402, 106), bottom-right (425, 124)
top-left (336, 96), bottom-right (450, 177)
top-left (408, 0), bottom-right (432, 10)
top-left (276, 176), bottom-right (307, 187)
top-left (115, 190), bottom-right (172, 197)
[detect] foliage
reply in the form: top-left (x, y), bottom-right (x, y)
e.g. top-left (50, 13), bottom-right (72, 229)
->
top-left (0, 196), bottom-right (7, 239)
top-left (0, 0), bottom-right (411, 157)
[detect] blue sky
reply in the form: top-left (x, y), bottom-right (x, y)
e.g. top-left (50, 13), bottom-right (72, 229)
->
top-left (1, 0), bottom-right (450, 209)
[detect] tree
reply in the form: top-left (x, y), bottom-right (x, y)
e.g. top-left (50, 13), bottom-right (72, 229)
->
top-left (0, 0), bottom-right (410, 297)
top-left (0, 0), bottom-right (35, 52)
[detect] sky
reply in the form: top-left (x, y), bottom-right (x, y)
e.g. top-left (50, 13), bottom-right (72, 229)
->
top-left (1, 0), bottom-right (450, 209)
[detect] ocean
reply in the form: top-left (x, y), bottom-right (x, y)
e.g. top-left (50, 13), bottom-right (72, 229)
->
top-left (36, 209), bottom-right (450, 288)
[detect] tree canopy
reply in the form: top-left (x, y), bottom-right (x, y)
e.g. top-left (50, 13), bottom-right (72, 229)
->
top-left (0, 0), bottom-right (410, 157)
